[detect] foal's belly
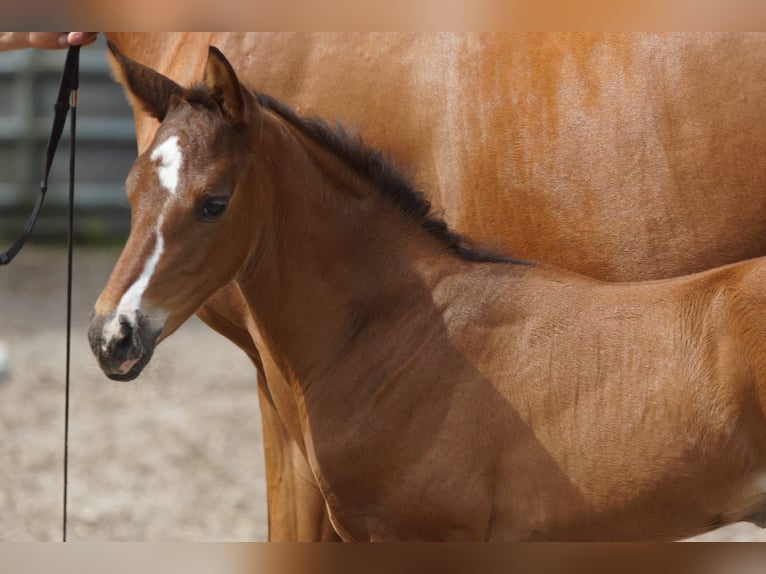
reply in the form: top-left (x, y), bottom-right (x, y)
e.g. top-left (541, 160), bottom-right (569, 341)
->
top-left (488, 482), bottom-right (766, 541)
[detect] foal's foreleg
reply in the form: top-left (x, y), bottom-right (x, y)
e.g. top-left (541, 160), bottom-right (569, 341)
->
top-left (258, 385), bottom-right (340, 541)
top-left (197, 292), bottom-right (339, 540)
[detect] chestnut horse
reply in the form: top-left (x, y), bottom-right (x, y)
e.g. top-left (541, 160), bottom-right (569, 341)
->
top-left (100, 33), bottom-right (766, 540)
top-left (91, 44), bottom-right (766, 541)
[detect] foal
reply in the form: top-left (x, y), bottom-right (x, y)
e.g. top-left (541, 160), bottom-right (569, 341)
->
top-left (90, 44), bottom-right (766, 540)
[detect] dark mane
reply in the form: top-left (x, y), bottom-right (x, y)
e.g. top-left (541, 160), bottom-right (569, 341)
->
top-left (252, 92), bottom-right (530, 266)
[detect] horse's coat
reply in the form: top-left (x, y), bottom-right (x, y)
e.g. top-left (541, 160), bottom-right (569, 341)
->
top-left (99, 33), bottom-right (766, 540)
top-left (90, 43), bottom-right (766, 541)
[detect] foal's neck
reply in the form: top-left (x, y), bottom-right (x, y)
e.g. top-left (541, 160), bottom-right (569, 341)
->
top-left (238, 109), bottom-right (462, 383)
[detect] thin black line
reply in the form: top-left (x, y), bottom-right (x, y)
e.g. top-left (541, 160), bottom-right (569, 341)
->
top-left (62, 68), bottom-right (78, 543)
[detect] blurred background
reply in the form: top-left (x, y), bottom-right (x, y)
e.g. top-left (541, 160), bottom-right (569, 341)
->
top-left (0, 35), bottom-right (134, 244)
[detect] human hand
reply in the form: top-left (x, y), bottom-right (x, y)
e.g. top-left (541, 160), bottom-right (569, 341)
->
top-left (0, 32), bottom-right (98, 51)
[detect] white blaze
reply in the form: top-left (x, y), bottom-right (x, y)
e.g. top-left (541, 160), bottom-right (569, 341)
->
top-left (118, 230), bottom-right (164, 317)
top-left (100, 135), bottom-right (181, 370)
top-left (103, 220), bottom-right (167, 346)
top-left (150, 135), bottom-right (183, 194)
top-left (107, 134), bottom-right (180, 328)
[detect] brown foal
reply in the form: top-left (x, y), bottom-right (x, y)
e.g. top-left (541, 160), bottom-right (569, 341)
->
top-left (90, 44), bottom-right (766, 540)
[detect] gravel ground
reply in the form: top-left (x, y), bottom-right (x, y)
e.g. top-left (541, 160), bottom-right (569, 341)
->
top-left (0, 245), bottom-right (764, 541)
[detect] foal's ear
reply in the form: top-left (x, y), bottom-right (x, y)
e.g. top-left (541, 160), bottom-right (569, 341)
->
top-left (106, 40), bottom-right (183, 122)
top-left (204, 46), bottom-right (246, 124)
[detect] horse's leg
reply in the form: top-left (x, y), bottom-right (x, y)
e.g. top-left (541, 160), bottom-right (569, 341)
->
top-left (196, 288), bottom-right (339, 541)
top-left (257, 383), bottom-right (340, 541)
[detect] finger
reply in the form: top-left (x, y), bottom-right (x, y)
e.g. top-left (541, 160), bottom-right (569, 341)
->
top-left (26, 32), bottom-right (69, 50)
top-left (66, 32), bottom-right (99, 46)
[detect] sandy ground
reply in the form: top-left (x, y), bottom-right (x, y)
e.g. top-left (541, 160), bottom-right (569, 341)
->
top-left (0, 246), bottom-right (265, 541)
top-left (1, 245), bottom-right (765, 541)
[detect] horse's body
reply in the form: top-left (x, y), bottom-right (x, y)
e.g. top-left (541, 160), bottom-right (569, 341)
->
top-left (101, 33), bottom-right (766, 540)
top-left (90, 44), bottom-right (766, 540)
top-left (107, 33), bottom-right (766, 281)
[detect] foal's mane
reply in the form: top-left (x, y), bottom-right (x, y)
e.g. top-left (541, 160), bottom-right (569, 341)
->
top-left (187, 86), bottom-right (526, 265)
top-left (254, 93), bottom-right (529, 265)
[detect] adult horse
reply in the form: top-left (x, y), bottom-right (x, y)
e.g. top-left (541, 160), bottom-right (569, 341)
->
top-left (91, 44), bottom-right (766, 540)
top-left (101, 33), bottom-right (766, 540)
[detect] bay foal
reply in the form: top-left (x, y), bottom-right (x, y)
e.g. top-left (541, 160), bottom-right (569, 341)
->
top-left (90, 44), bottom-right (766, 540)
top-left (104, 33), bottom-right (766, 540)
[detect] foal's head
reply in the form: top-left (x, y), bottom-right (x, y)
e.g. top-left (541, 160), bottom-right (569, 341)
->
top-left (89, 43), bottom-right (257, 380)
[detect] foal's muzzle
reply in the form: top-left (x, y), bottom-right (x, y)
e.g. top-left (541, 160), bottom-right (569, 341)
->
top-left (88, 311), bottom-right (162, 381)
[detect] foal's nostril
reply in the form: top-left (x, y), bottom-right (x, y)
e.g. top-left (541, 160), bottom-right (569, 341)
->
top-left (106, 314), bottom-right (135, 357)
top-left (118, 314), bottom-right (132, 334)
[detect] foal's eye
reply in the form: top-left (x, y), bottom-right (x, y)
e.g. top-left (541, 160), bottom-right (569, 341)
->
top-left (197, 196), bottom-right (229, 222)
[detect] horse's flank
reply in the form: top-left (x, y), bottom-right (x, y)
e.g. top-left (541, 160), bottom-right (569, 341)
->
top-left (91, 44), bottom-right (766, 540)
top-left (106, 33), bottom-right (766, 282)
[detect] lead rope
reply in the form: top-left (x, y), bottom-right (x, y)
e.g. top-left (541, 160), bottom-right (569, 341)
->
top-left (1, 45), bottom-right (83, 542)
top-left (62, 49), bottom-right (78, 543)
top-left (0, 46), bottom-right (80, 267)
top-left (0, 44), bottom-right (80, 540)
